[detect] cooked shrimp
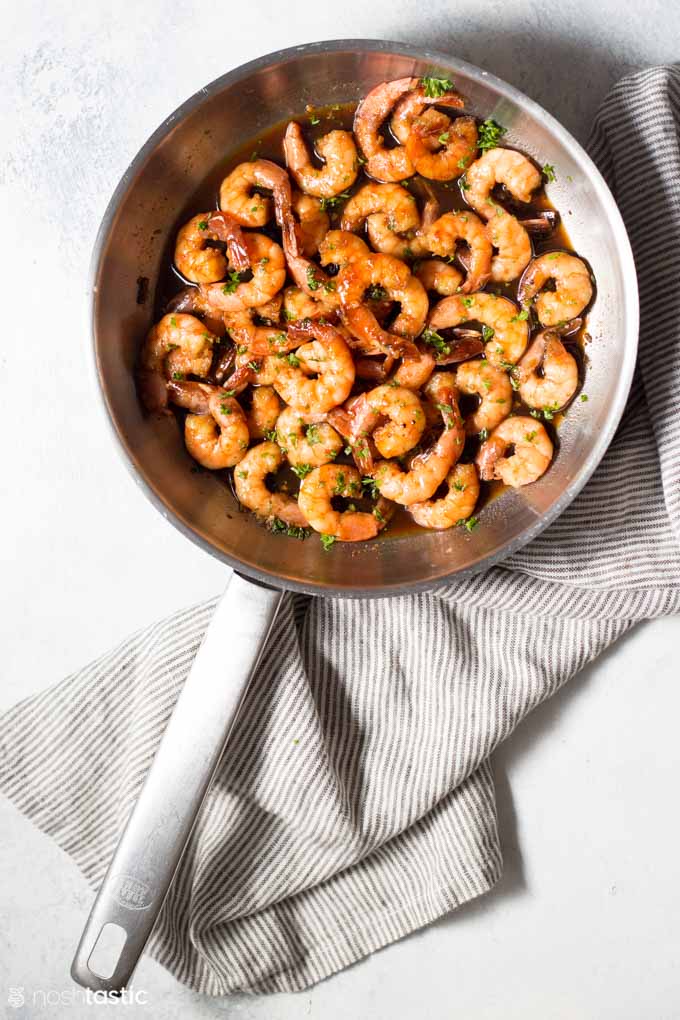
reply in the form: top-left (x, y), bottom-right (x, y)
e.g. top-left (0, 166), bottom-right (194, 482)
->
top-left (465, 147), bottom-right (541, 217)
top-left (485, 212), bottom-right (532, 283)
top-left (318, 229), bottom-right (370, 269)
top-left (234, 441), bottom-right (308, 527)
top-left (139, 313), bottom-right (216, 412)
top-left (341, 183), bottom-right (420, 257)
top-left (517, 328), bottom-right (579, 410)
top-left (174, 213), bottom-right (229, 284)
top-left (223, 308), bottom-right (299, 356)
top-left (284, 248), bottom-right (341, 311)
top-left (353, 76), bottom-right (420, 182)
top-left (219, 159), bottom-right (298, 255)
top-left (373, 374), bottom-right (465, 504)
top-left (455, 359), bottom-right (512, 434)
top-left (293, 192), bottom-right (330, 256)
top-left (199, 234), bottom-right (286, 311)
top-left (392, 347), bottom-right (437, 389)
top-left (476, 416), bottom-right (553, 487)
top-left (275, 407), bottom-right (343, 466)
top-left (406, 115), bottom-right (478, 181)
top-left (517, 252), bottom-right (593, 326)
top-left (362, 384), bottom-right (427, 458)
top-left (167, 381), bottom-right (249, 469)
top-left (164, 285), bottom-right (227, 337)
top-left (284, 123), bottom-right (359, 198)
top-left (429, 292), bottom-right (529, 366)
top-left (414, 258), bottom-right (463, 296)
top-left (425, 211), bottom-right (492, 292)
top-left (205, 211), bottom-right (251, 272)
top-left (298, 464), bottom-right (378, 541)
top-left (245, 386), bottom-right (282, 440)
top-left (409, 462), bottom-right (480, 529)
top-left (233, 350), bottom-right (279, 386)
top-left (272, 321), bottom-right (355, 415)
top-left (390, 84), bottom-right (465, 144)
top-left (338, 253), bottom-right (426, 356)
top-left (281, 285), bottom-right (332, 323)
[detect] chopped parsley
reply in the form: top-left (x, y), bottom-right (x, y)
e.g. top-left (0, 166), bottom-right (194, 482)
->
top-left (462, 296), bottom-right (474, 308)
top-left (291, 463), bottom-right (314, 479)
top-left (362, 476), bottom-right (379, 500)
top-left (510, 308), bottom-right (530, 322)
top-left (367, 284), bottom-right (388, 301)
top-left (309, 113), bottom-right (321, 125)
top-left (481, 324), bottom-right (495, 342)
top-left (477, 119), bottom-right (506, 151)
top-left (170, 316), bottom-right (178, 327)
top-left (320, 533), bottom-right (336, 551)
top-left (542, 163), bottom-right (557, 182)
top-left (171, 371), bottom-right (184, 380)
top-left (319, 190), bottom-right (351, 211)
top-left (197, 220), bottom-right (208, 231)
top-left (222, 271), bottom-right (244, 294)
top-left (580, 393), bottom-right (588, 402)
top-left (438, 132), bottom-right (450, 145)
top-left (525, 430), bottom-right (537, 442)
top-left (306, 266), bottom-right (322, 291)
top-left (478, 428), bottom-right (489, 441)
top-left (420, 75), bottom-right (455, 99)
top-left (421, 327), bottom-right (451, 355)
top-left (305, 424), bottom-right (321, 445)
top-left (457, 516), bottom-right (479, 532)
top-left (269, 518), bottom-right (310, 540)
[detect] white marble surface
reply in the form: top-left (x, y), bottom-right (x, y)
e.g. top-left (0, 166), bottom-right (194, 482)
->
top-left (1, 2), bottom-right (678, 1017)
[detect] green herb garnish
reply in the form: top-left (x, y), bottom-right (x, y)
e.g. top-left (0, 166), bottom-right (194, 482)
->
top-left (477, 119), bottom-right (506, 151)
top-left (420, 75), bottom-right (455, 99)
top-left (320, 533), bottom-right (336, 551)
top-left (291, 463), bottom-right (313, 479)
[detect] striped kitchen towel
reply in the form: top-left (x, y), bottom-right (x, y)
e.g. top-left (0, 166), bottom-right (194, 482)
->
top-left (2, 65), bottom-right (680, 995)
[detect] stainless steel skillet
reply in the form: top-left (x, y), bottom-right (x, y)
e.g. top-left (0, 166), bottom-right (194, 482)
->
top-left (71, 39), bottom-right (638, 993)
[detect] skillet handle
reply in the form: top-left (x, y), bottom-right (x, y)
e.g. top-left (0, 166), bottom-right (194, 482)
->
top-left (70, 571), bottom-right (283, 993)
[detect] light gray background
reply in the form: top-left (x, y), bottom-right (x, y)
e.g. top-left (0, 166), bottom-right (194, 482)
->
top-left (1, 1), bottom-right (678, 1017)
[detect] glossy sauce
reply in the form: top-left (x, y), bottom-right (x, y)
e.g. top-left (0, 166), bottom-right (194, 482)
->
top-left (154, 102), bottom-right (590, 538)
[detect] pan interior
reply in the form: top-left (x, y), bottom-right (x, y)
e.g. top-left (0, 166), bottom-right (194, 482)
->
top-left (93, 41), bottom-right (637, 595)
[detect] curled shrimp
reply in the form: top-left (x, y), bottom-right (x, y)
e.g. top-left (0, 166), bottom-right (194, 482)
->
top-left (455, 359), bottom-right (512, 434)
top-left (298, 464), bottom-right (378, 541)
top-left (219, 159), bottom-right (298, 255)
top-left (406, 115), bottom-right (478, 181)
top-left (233, 350), bottom-right (279, 386)
top-left (414, 258), bottom-right (463, 296)
top-left (165, 285), bottom-right (227, 338)
top-left (234, 441), bottom-right (308, 527)
top-left (353, 76), bottom-right (420, 182)
top-left (391, 347), bottom-right (437, 389)
top-left (275, 407), bottom-right (343, 467)
top-left (485, 212), bottom-right (532, 283)
top-left (476, 416), bottom-right (553, 487)
top-left (359, 384), bottom-right (427, 458)
top-left (425, 211), bottom-right (492, 292)
top-left (199, 234), bottom-right (286, 312)
top-left (517, 327), bottom-right (579, 411)
top-left (174, 213), bottom-right (230, 284)
top-left (272, 321), bottom-right (355, 415)
top-left (390, 84), bottom-right (465, 144)
top-left (222, 308), bottom-right (299, 356)
top-left (284, 123), bottom-right (359, 198)
top-left (139, 313), bottom-right (216, 412)
top-left (293, 192), bottom-right (330, 256)
top-left (282, 285), bottom-right (335, 324)
top-left (465, 147), bottom-right (542, 217)
top-left (245, 386), bottom-right (282, 440)
top-left (429, 292), bottom-right (529, 366)
top-left (318, 229), bottom-right (370, 269)
top-left (167, 380), bottom-right (249, 469)
top-left (373, 373), bottom-right (465, 505)
top-left (409, 462), bottom-right (480, 530)
top-left (337, 253), bottom-right (427, 357)
top-left (341, 183), bottom-right (419, 256)
top-left (517, 252), bottom-right (593, 326)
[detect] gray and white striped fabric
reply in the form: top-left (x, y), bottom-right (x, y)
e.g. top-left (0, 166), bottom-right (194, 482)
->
top-left (2, 66), bottom-right (680, 996)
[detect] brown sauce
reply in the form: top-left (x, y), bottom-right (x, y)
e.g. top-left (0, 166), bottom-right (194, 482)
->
top-left (153, 102), bottom-right (590, 540)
